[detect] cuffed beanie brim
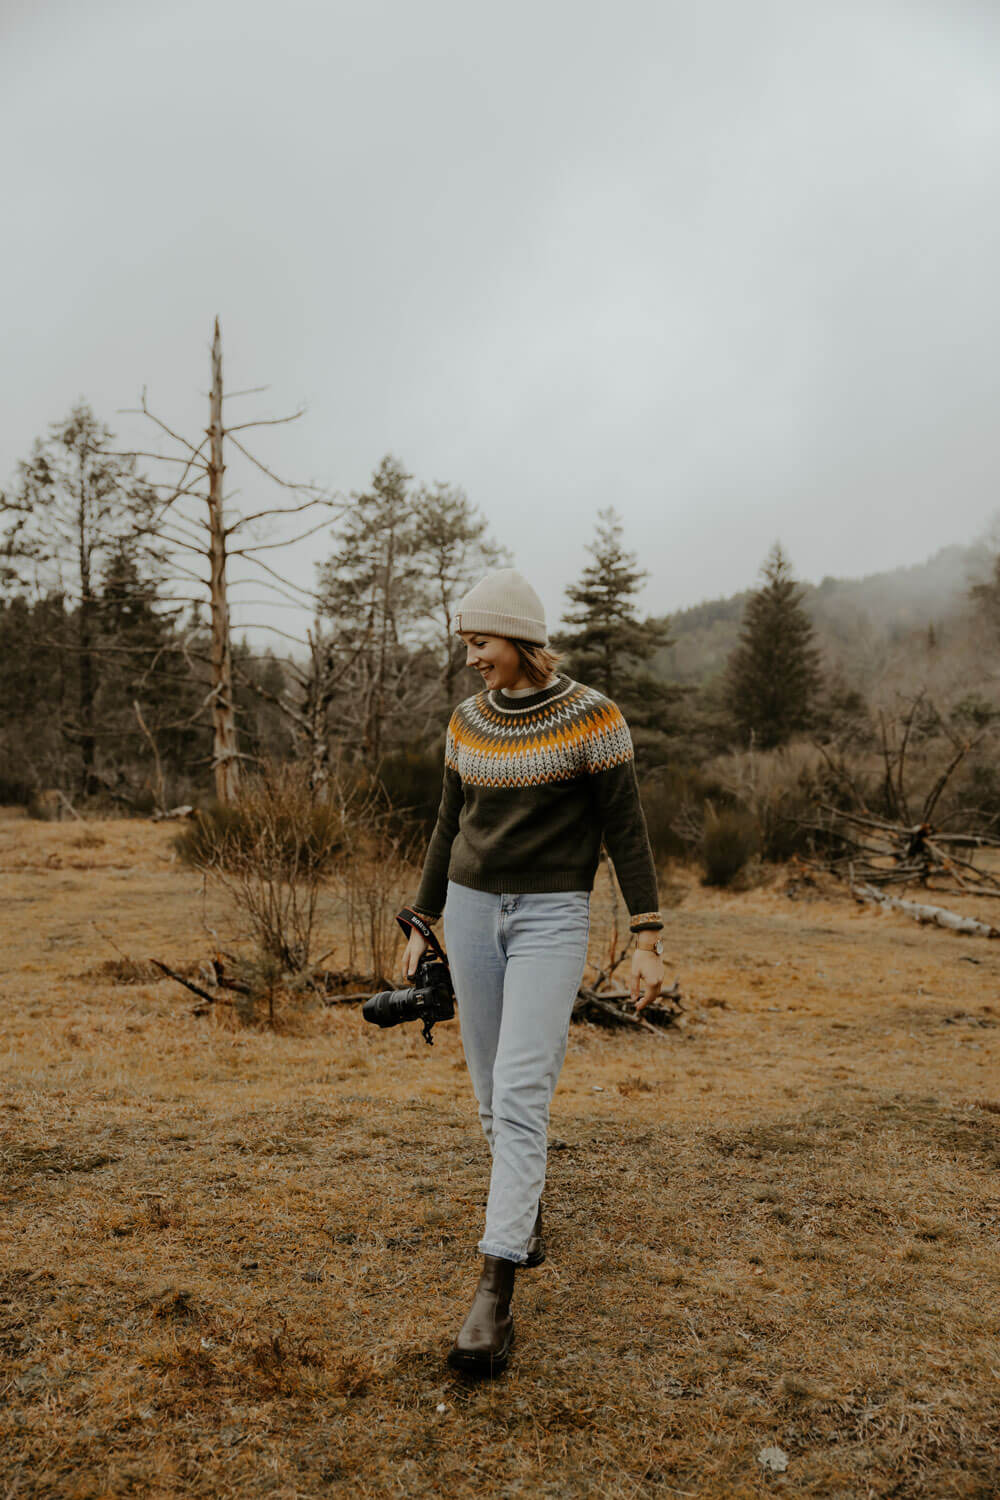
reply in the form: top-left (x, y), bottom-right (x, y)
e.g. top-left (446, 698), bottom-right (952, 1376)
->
top-left (451, 569), bottom-right (548, 645)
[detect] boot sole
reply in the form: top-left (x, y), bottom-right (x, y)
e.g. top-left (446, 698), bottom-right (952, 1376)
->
top-left (523, 1247), bottom-right (546, 1268)
top-left (447, 1323), bottom-right (514, 1377)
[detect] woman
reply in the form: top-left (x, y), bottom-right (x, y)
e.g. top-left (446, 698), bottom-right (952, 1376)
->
top-left (400, 568), bottom-right (664, 1376)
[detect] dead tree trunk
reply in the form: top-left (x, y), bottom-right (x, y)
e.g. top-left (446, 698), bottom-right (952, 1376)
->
top-left (207, 320), bottom-right (239, 804)
top-left (122, 319), bottom-right (339, 803)
top-left (76, 466), bottom-right (97, 797)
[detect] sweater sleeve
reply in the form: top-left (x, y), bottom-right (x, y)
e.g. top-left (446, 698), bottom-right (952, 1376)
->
top-left (412, 720), bottom-right (464, 920)
top-left (586, 706), bottom-right (662, 930)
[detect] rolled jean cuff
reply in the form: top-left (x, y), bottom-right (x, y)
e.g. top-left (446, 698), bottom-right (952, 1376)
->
top-left (478, 1238), bottom-right (528, 1265)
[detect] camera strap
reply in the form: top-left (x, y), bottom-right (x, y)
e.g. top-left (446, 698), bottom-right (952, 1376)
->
top-left (395, 907), bottom-right (449, 968)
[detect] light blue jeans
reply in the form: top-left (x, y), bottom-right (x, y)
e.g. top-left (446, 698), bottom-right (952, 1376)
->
top-left (443, 880), bottom-right (591, 1264)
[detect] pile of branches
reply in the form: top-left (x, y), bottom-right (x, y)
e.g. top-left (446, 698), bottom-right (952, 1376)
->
top-left (805, 693), bottom-right (1000, 898)
top-left (812, 808), bottom-right (1000, 897)
top-left (572, 936), bottom-right (684, 1036)
top-left (573, 978), bottom-right (684, 1033)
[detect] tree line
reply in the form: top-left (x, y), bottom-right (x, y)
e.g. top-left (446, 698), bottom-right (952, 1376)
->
top-left (4, 369), bottom-right (998, 830)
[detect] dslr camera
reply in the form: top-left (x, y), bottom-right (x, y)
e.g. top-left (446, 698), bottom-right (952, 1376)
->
top-left (361, 908), bottom-right (455, 1045)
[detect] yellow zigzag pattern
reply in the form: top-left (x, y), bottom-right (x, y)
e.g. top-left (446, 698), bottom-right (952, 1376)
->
top-left (445, 683), bottom-right (634, 788)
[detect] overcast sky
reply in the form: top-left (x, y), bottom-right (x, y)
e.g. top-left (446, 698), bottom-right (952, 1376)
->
top-left (3, 0), bottom-right (999, 644)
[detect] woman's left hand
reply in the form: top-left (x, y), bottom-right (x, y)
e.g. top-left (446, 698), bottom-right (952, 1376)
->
top-left (630, 949), bottom-right (664, 1013)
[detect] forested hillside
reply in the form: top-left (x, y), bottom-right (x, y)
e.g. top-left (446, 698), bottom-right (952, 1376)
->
top-left (651, 544), bottom-right (989, 686)
top-left (3, 397), bottom-right (999, 854)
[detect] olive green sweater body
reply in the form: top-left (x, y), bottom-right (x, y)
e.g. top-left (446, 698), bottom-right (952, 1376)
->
top-left (413, 675), bottom-right (661, 929)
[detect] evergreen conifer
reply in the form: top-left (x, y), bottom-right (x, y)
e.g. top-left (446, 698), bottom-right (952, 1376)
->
top-left (726, 544), bottom-right (822, 748)
top-left (555, 509), bottom-right (679, 759)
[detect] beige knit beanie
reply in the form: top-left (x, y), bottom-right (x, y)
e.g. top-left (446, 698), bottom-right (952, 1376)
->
top-left (451, 568), bottom-right (548, 645)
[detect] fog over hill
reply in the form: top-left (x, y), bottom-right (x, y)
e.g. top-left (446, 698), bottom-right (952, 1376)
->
top-left (653, 542), bottom-right (990, 685)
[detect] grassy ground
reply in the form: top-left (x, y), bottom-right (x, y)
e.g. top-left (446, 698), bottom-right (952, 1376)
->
top-left (1, 812), bottom-right (998, 1499)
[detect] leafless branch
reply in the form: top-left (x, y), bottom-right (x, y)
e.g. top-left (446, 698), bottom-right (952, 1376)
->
top-left (229, 517), bottom-right (334, 553)
top-left (120, 390), bottom-right (205, 459)
top-left (225, 432), bottom-right (327, 495)
top-left (234, 549), bottom-right (320, 600)
top-left (223, 408), bottom-right (306, 434)
top-left (235, 622), bottom-right (310, 646)
top-left (113, 447), bottom-right (210, 471)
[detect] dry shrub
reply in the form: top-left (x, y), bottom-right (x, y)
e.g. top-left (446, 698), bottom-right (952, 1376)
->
top-left (174, 761), bottom-right (347, 972)
top-left (638, 765), bottom-right (726, 863)
top-left (666, 744), bottom-right (870, 881)
top-left (174, 757), bottom-right (420, 992)
top-left (174, 776), bottom-right (346, 879)
top-left (340, 820), bottom-right (421, 983)
top-left (716, 743), bottom-right (825, 860)
top-left (701, 804), bottom-right (759, 887)
top-left (705, 741), bottom-right (870, 863)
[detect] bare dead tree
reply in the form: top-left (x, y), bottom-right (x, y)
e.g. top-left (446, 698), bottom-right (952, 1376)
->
top-left (205, 329), bottom-right (238, 802)
top-left (232, 621), bottom-right (368, 790)
top-left (117, 319), bottom-right (340, 801)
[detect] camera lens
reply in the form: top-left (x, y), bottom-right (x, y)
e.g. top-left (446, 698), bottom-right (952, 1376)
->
top-left (362, 987), bottom-right (422, 1028)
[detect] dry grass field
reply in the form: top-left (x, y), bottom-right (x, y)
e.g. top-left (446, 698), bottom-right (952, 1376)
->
top-left (1, 811), bottom-right (998, 1499)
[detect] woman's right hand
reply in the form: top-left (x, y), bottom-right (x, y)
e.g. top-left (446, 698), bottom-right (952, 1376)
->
top-left (402, 928), bottom-right (429, 981)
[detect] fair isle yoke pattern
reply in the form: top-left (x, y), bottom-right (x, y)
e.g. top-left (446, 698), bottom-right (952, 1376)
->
top-left (445, 679), bottom-right (634, 788)
top-left (411, 672), bottom-right (663, 923)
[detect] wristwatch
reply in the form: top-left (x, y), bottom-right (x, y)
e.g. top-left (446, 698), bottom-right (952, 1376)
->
top-left (636, 936), bottom-right (664, 956)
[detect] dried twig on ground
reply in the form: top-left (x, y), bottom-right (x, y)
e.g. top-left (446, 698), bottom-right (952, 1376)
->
top-left (151, 959), bottom-right (234, 1011)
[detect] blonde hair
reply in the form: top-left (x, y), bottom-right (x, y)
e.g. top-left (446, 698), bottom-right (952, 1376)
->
top-left (510, 638), bottom-right (565, 687)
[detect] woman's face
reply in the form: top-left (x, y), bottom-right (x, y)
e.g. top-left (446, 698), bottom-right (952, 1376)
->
top-left (460, 632), bottom-right (531, 692)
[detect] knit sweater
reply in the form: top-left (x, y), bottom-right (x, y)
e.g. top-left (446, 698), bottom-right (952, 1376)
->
top-left (412, 674), bottom-right (662, 928)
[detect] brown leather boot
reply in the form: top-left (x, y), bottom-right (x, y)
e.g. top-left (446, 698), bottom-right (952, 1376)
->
top-left (524, 1202), bottom-right (545, 1268)
top-left (446, 1255), bottom-right (516, 1376)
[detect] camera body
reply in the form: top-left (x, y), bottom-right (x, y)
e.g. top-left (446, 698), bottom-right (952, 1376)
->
top-left (362, 956), bottom-right (455, 1045)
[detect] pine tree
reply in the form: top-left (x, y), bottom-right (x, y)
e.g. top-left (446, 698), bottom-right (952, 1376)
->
top-left (411, 482), bottom-right (508, 699)
top-left (0, 593), bottom-right (72, 798)
top-left (726, 544), bottom-right (822, 748)
top-left (94, 545), bottom-right (209, 803)
top-left (1, 402), bottom-right (160, 795)
top-left (555, 506), bottom-right (674, 709)
top-left (316, 455), bottom-right (424, 762)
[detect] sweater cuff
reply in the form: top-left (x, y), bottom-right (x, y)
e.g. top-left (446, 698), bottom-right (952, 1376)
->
top-left (409, 905), bottom-right (441, 926)
top-left (629, 911), bottom-right (663, 932)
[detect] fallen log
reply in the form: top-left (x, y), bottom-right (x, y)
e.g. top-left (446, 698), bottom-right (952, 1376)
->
top-left (850, 882), bottom-right (1000, 939)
